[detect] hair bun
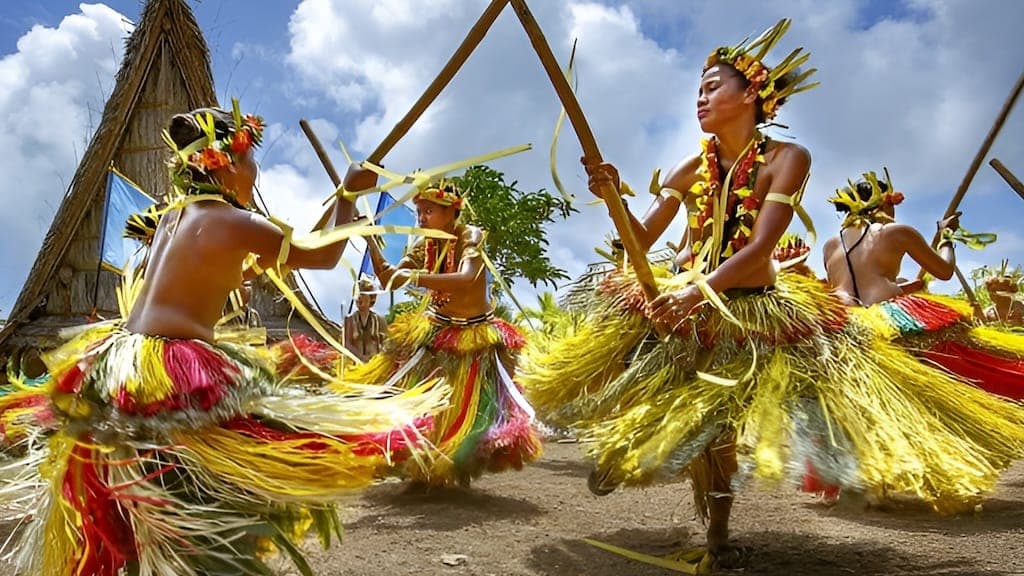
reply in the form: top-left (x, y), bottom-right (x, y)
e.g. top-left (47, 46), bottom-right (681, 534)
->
top-left (167, 114), bottom-right (202, 149)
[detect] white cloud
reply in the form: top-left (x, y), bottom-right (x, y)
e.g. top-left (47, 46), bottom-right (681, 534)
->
top-left (0, 3), bottom-right (132, 315)
top-left (3, 0), bottom-right (1022, 318)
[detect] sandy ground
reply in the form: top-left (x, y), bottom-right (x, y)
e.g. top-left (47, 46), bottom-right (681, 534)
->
top-left (287, 441), bottom-right (1024, 576)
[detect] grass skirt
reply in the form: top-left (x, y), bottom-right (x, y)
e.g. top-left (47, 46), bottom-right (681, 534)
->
top-left (520, 270), bottom-right (1024, 513)
top-left (338, 310), bottom-right (541, 486)
top-left (0, 320), bottom-right (443, 576)
top-left (851, 293), bottom-right (1024, 400)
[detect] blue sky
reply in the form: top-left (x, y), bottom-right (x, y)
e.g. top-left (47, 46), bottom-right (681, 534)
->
top-left (1, 0), bottom-right (1022, 322)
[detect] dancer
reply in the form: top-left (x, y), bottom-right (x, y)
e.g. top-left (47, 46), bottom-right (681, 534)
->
top-left (980, 262), bottom-right (1024, 327)
top-left (824, 172), bottom-right (1024, 401)
top-left (823, 171), bottom-right (958, 306)
top-left (0, 102), bottom-right (442, 576)
top-left (519, 19), bottom-right (1024, 573)
top-left (350, 179), bottom-right (541, 488)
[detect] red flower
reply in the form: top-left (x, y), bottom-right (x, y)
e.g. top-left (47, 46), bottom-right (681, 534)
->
top-left (244, 114), bottom-right (264, 132)
top-left (882, 191), bottom-right (905, 206)
top-left (230, 128), bottom-right (252, 154)
top-left (742, 196), bottom-right (760, 211)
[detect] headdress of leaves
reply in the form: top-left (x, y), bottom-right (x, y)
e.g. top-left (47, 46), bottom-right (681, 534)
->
top-left (160, 97), bottom-right (265, 202)
top-left (828, 168), bottom-right (898, 227)
top-left (705, 18), bottom-right (820, 121)
top-left (123, 204), bottom-right (163, 244)
top-left (416, 178), bottom-right (463, 210)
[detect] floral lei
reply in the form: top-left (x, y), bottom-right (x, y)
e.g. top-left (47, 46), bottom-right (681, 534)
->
top-left (687, 133), bottom-right (767, 268)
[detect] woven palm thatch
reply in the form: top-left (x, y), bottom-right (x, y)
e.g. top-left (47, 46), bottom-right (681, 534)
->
top-left (0, 0), bottom-right (339, 358)
top-left (559, 247), bottom-right (675, 311)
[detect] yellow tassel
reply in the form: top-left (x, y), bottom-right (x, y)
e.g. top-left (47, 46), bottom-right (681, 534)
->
top-left (129, 337), bottom-right (176, 405)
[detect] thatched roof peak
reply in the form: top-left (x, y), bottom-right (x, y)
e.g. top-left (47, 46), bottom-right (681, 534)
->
top-left (0, 0), bottom-right (215, 347)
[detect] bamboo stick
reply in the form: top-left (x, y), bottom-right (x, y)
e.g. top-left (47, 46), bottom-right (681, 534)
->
top-left (990, 158), bottom-right (1024, 202)
top-left (510, 0), bottom-right (658, 300)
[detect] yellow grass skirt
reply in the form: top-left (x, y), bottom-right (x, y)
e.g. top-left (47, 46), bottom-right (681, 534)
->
top-left (520, 270), bottom-right (1024, 513)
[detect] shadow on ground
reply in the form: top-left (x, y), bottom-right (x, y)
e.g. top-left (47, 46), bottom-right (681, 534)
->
top-left (347, 482), bottom-right (546, 532)
top-left (807, 494), bottom-right (1024, 537)
top-left (527, 527), bottom-right (1016, 576)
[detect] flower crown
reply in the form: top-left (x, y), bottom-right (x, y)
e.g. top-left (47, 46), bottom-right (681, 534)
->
top-left (705, 18), bottom-right (819, 121)
top-left (828, 168), bottom-right (902, 227)
top-left (416, 179), bottom-right (463, 210)
top-left (162, 98), bottom-right (264, 195)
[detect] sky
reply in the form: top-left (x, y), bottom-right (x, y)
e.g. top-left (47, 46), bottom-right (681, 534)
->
top-left (0, 0), bottom-right (1022, 323)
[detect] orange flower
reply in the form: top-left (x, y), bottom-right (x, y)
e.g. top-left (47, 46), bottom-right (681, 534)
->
top-left (230, 128), bottom-right (252, 154)
top-left (197, 147), bottom-right (230, 171)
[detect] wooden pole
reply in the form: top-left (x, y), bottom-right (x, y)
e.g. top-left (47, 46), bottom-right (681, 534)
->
top-left (306, 0), bottom-right (510, 231)
top-left (990, 158), bottom-right (1024, 202)
top-left (928, 69), bottom-right (1024, 247)
top-left (510, 0), bottom-right (658, 300)
top-left (917, 69), bottom-right (1024, 280)
top-left (368, 0), bottom-right (509, 163)
top-left (301, 120), bottom-right (348, 231)
top-left (301, 119), bottom-right (342, 187)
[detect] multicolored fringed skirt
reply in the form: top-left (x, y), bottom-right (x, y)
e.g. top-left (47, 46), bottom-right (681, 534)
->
top-left (851, 293), bottom-right (1024, 400)
top-left (519, 270), bottom-right (1024, 513)
top-left (339, 308), bottom-right (542, 486)
top-left (0, 321), bottom-right (442, 576)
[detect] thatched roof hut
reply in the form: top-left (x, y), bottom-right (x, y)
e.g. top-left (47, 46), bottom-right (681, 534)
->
top-left (558, 247), bottom-right (676, 311)
top-left (0, 0), bottom-right (338, 359)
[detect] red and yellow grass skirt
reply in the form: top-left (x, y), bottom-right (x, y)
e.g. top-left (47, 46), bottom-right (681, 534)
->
top-left (338, 308), bottom-right (541, 486)
top-left (0, 321), bottom-right (443, 576)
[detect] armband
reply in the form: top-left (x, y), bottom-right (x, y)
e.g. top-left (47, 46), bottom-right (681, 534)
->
top-left (660, 188), bottom-right (685, 202)
top-left (764, 192), bottom-right (795, 206)
top-left (461, 246), bottom-right (482, 260)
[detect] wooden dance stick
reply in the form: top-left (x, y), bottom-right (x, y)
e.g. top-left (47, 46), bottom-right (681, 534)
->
top-left (990, 158), bottom-right (1024, 202)
top-left (301, 119), bottom-right (342, 188)
top-left (918, 69), bottom-right (1024, 267)
top-left (367, 0), bottom-right (511, 164)
top-left (307, 0), bottom-right (511, 231)
top-left (510, 0), bottom-right (659, 300)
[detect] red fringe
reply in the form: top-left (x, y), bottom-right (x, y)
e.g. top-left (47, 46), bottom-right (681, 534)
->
top-left (923, 341), bottom-right (1024, 401)
top-left (272, 333), bottom-right (341, 378)
top-left (431, 326), bottom-right (462, 353)
top-left (439, 359), bottom-right (480, 445)
top-left (801, 462), bottom-right (840, 501)
top-left (222, 416), bottom-right (434, 461)
top-left (223, 417), bottom-right (334, 452)
top-left (0, 393), bottom-right (55, 441)
top-left (493, 319), bottom-right (526, 350)
top-left (55, 362), bottom-right (86, 394)
top-left (64, 441), bottom-right (137, 576)
top-left (135, 341), bottom-right (240, 415)
top-left (895, 295), bottom-right (965, 331)
top-left (431, 321), bottom-right (523, 354)
top-left (481, 414), bottom-right (541, 472)
top-left (343, 415), bottom-right (435, 459)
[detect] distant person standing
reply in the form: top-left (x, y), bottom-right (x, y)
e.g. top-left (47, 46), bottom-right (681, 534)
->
top-left (344, 278), bottom-right (387, 362)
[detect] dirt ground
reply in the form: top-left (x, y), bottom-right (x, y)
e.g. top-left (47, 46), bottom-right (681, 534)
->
top-left (1, 440), bottom-right (1020, 576)
top-left (287, 441), bottom-right (1024, 576)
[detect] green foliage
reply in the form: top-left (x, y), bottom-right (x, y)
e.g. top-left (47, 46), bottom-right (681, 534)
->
top-left (384, 296), bottom-right (423, 323)
top-left (452, 165), bottom-right (575, 289)
top-left (515, 291), bottom-right (568, 334)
